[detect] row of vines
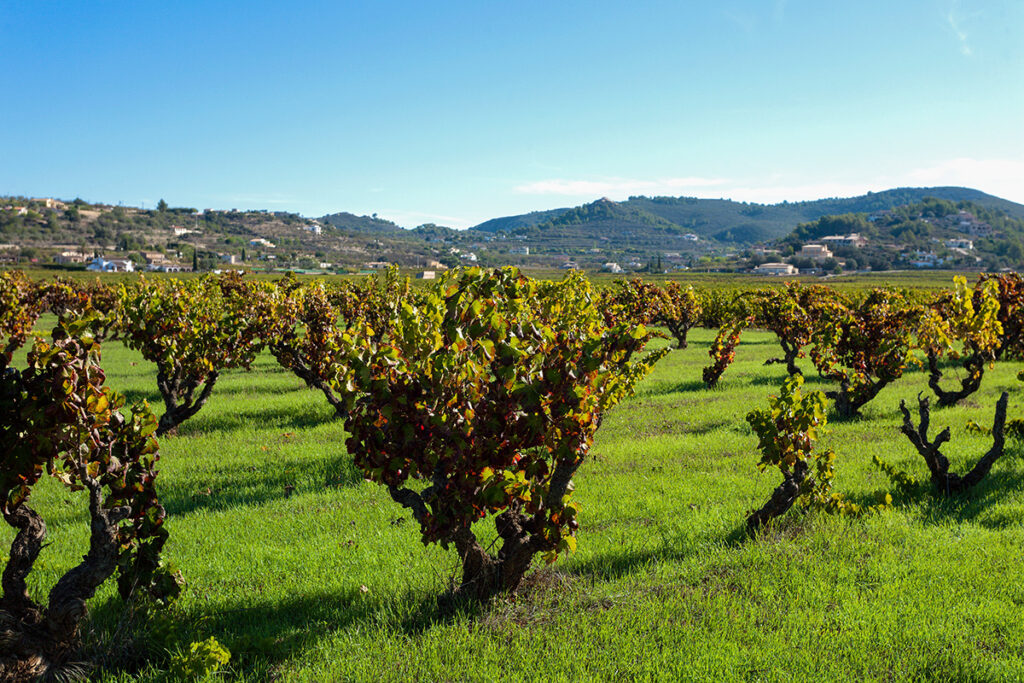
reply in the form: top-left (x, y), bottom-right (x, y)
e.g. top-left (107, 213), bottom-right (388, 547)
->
top-left (1, 268), bottom-right (1022, 679)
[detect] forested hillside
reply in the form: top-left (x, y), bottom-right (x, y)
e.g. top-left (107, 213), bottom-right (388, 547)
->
top-left (471, 187), bottom-right (1024, 245)
top-left (776, 197), bottom-right (1024, 271)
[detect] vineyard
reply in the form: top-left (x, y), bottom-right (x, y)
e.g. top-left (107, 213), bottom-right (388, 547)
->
top-left (2, 268), bottom-right (1024, 681)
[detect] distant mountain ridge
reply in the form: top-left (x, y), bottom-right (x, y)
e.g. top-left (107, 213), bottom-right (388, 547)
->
top-left (468, 187), bottom-right (1024, 245)
top-left (4, 185), bottom-right (1024, 272)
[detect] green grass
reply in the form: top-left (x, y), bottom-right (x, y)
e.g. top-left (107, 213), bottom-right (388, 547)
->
top-left (4, 327), bottom-right (1024, 681)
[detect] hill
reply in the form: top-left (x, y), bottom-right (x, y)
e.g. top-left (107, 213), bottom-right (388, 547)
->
top-left (471, 187), bottom-right (1024, 245)
top-left (472, 207), bottom-right (570, 234)
top-left (0, 197), bottom-right (462, 272)
top-left (774, 196), bottom-right (1024, 271)
top-left (499, 198), bottom-right (705, 253)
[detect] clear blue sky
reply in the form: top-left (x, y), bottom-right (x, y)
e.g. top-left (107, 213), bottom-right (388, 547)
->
top-left (2, 1), bottom-right (1021, 228)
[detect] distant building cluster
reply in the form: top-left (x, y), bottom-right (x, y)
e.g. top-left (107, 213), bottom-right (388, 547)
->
top-left (449, 247), bottom-right (478, 262)
top-left (819, 233), bottom-right (867, 248)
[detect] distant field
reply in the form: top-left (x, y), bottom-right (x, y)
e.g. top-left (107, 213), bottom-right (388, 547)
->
top-left (6, 321), bottom-right (1024, 681)
top-left (14, 266), bottom-right (967, 292)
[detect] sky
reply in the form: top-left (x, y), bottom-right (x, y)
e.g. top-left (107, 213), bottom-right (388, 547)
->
top-left (2, 1), bottom-right (1022, 228)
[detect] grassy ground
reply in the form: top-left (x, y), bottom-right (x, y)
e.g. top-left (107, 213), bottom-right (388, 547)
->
top-left (4, 326), bottom-right (1024, 681)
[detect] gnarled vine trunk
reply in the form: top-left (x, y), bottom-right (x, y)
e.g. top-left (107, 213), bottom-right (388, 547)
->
top-left (899, 392), bottom-right (1008, 495)
top-left (665, 321), bottom-right (692, 350)
top-left (827, 377), bottom-right (890, 419)
top-left (450, 512), bottom-right (544, 601)
top-left (156, 369), bottom-right (219, 435)
top-left (746, 460), bottom-right (810, 532)
top-left (764, 338), bottom-right (802, 376)
top-left (1, 480), bottom-right (131, 682)
top-left (1, 506), bottom-right (46, 620)
top-left (269, 347), bottom-right (347, 419)
top-left (388, 455), bottom-right (582, 603)
top-left (926, 351), bottom-right (987, 408)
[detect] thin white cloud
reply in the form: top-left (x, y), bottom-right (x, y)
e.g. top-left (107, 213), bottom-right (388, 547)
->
top-left (377, 209), bottom-right (473, 229)
top-left (514, 176), bottom-right (731, 198)
top-left (946, 1), bottom-right (972, 56)
top-left (509, 157), bottom-right (1024, 207)
top-left (738, 159), bottom-right (1024, 205)
top-left (904, 157), bottom-right (1024, 201)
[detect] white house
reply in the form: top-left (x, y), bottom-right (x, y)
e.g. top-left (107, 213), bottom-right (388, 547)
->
top-left (945, 238), bottom-right (973, 250)
top-left (601, 262), bottom-right (624, 274)
top-left (86, 257), bottom-right (135, 273)
top-left (249, 238), bottom-right (275, 248)
top-left (509, 246), bottom-right (530, 255)
top-left (753, 262), bottom-right (798, 276)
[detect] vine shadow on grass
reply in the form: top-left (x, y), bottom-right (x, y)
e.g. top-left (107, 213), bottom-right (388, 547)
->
top-left (89, 587), bottom-right (485, 681)
top-left (636, 379), bottom-right (708, 396)
top-left (749, 370), bottom-right (806, 387)
top-left (159, 453), bottom-right (362, 516)
top-left (172, 402), bottom-right (340, 438)
top-left (565, 544), bottom-right (702, 584)
top-left (214, 381), bottom-right (313, 398)
top-left (116, 387), bottom-right (338, 436)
